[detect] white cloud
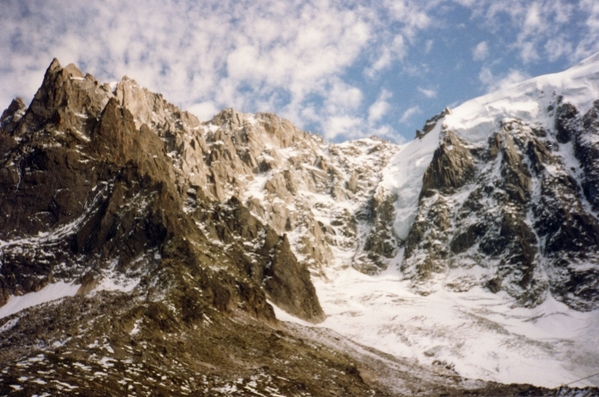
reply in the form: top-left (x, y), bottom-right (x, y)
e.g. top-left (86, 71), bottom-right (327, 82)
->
top-left (550, 1), bottom-right (574, 24)
top-left (544, 37), bottom-right (573, 62)
top-left (365, 35), bottom-right (406, 78)
top-left (399, 106), bottom-right (421, 124)
top-left (478, 67), bottom-right (530, 93)
top-left (424, 40), bottom-right (434, 54)
top-left (473, 41), bottom-right (489, 61)
top-left (226, 45), bottom-right (260, 82)
top-left (517, 41), bottom-right (540, 63)
top-left (524, 2), bottom-right (542, 30)
top-left (327, 80), bottom-right (363, 112)
top-left (364, 1), bottom-right (434, 78)
top-left (384, 0), bottom-right (431, 40)
top-left (1, 0), bottom-right (597, 143)
top-left (324, 115), bottom-right (362, 141)
top-left (453, 0), bottom-right (478, 7)
top-left (366, 49), bottom-right (393, 78)
top-left (188, 101), bottom-right (220, 121)
top-left (576, 0), bottom-right (599, 59)
top-left (468, 0), bottom-right (599, 66)
top-left (0, 1), bottom-right (380, 139)
top-left (368, 89), bottom-right (392, 123)
top-left (478, 67), bottom-right (494, 86)
top-left (417, 87), bottom-right (437, 98)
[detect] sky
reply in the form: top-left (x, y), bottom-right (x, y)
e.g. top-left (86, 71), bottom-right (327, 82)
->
top-left (1, 0), bottom-right (598, 143)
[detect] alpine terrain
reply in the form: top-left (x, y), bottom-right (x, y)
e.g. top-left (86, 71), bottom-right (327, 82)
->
top-left (1, 53), bottom-right (599, 396)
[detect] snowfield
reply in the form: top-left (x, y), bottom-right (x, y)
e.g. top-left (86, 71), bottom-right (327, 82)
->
top-left (273, 264), bottom-right (599, 388)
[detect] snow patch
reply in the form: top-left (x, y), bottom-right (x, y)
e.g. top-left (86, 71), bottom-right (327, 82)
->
top-left (0, 281), bottom-right (80, 320)
top-left (94, 274), bottom-right (139, 293)
top-left (0, 317), bottom-right (19, 333)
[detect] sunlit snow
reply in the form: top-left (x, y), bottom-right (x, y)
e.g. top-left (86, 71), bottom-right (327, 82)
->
top-left (445, 52), bottom-right (599, 144)
top-left (271, 264), bottom-right (599, 388)
top-left (0, 281), bottom-right (80, 320)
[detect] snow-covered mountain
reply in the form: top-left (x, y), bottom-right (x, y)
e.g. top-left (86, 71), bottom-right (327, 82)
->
top-left (1, 54), bottom-right (599, 395)
top-left (400, 53), bottom-right (599, 310)
top-left (315, 53), bottom-right (599, 388)
top-left (229, 52), bottom-right (599, 387)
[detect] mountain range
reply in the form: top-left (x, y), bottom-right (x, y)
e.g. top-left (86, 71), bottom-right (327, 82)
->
top-left (1, 54), bottom-right (599, 395)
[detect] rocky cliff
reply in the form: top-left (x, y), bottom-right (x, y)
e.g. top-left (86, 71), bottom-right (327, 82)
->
top-left (113, 58), bottom-right (599, 312)
top-left (399, 85), bottom-right (599, 312)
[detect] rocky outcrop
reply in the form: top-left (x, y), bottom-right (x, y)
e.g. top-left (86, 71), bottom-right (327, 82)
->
top-left (263, 233), bottom-right (324, 322)
top-left (193, 196), bottom-right (324, 322)
top-left (416, 107), bottom-right (451, 138)
top-left (577, 100), bottom-right (599, 212)
top-left (402, 130), bottom-right (476, 288)
top-left (353, 187), bottom-right (401, 274)
top-left (421, 130), bottom-right (476, 194)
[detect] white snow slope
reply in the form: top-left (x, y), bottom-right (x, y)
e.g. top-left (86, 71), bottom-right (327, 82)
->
top-left (277, 53), bottom-right (599, 388)
top-left (0, 281), bottom-right (80, 320)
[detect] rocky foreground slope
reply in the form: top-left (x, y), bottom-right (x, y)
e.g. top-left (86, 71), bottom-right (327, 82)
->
top-left (0, 58), bottom-right (598, 395)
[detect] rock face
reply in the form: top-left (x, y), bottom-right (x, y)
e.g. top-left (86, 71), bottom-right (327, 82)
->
top-left (103, 75), bottom-right (402, 276)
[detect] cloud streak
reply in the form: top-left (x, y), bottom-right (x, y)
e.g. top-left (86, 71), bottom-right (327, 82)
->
top-left (473, 41), bottom-right (489, 61)
top-left (400, 106), bottom-right (422, 124)
top-left (368, 90), bottom-right (392, 123)
top-left (478, 67), bottom-right (531, 93)
top-left (417, 87), bottom-right (437, 99)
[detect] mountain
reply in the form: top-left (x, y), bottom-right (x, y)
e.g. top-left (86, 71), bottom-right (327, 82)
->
top-left (0, 56), bottom-right (598, 395)
top-left (398, 55), bottom-right (599, 311)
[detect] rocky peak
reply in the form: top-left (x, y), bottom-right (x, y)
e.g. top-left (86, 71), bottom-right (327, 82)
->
top-left (421, 129), bottom-right (476, 196)
top-left (0, 59), bottom-right (323, 324)
top-left (416, 107), bottom-right (451, 138)
top-left (0, 97), bottom-right (26, 126)
top-left (115, 75), bottom-right (201, 132)
top-left (25, 59), bottom-right (112, 133)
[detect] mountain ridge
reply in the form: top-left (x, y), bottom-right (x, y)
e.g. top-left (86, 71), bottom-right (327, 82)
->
top-left (1, 57), bottom-right (599, 394)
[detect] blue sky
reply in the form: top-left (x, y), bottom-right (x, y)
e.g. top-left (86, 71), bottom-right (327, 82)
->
top-left (1, 0), bottom-right (597, 142)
